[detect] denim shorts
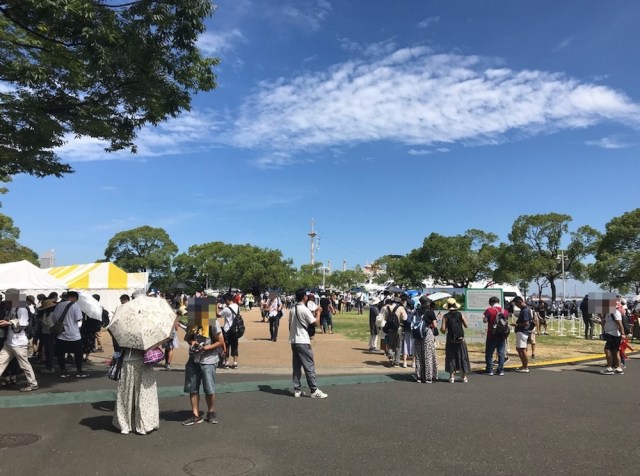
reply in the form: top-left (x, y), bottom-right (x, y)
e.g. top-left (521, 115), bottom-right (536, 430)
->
top-left (184, 359), bottom-right (217, 395)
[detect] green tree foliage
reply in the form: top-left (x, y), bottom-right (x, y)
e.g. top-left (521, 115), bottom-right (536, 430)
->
top-left (502, 213), bottom-right (600, 301)
top-left (289, 263), bottom-right (324, 291)
top-left (591, 208), bottom-right (640, 294)
top-left (402, 229), bottom-right (499, 288)
top-left (173, 242), bottom-right (294, 293)
top-left (327, 266), bottom-right (367, 291)
top-left (104, 226), bottom-right (178, 284)
top-left (371, 255), bottom-right (404, 285)
top-left (0, 0), bottom-right (218, 177)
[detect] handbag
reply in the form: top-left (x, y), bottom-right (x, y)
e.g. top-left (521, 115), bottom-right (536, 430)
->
top-left (107, 352), bottom-right (124, 381)
top-left (143, 346), bottom-right (164, 365)
top-left (51, 302), bottom-right (74, 337)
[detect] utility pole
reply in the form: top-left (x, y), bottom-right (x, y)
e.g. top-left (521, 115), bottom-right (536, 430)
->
top-left (309, 219), bottom-right (317, 265)
top-left (342, 259), bottom-right (346, 272)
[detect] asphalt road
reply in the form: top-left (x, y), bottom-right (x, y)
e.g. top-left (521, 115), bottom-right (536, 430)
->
top-left (1, 356), bottom-right (639, 476)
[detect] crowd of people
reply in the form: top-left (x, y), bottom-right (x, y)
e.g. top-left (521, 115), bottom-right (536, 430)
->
top-left (1, 284), bottom-right (635, 437)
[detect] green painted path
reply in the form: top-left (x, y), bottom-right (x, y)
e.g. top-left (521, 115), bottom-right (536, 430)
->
top-left (0, 372), bottom-right (452, 409)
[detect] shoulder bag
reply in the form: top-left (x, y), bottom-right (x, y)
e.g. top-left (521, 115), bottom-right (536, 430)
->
top-left (51, 303), bottom-right (73, 337)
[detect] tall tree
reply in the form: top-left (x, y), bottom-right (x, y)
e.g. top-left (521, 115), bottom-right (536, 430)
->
top-left (0, 179), bottom-right (38, 263)
top-left (104, 226), bottom-right (177, 284)
top-left (503, 213), bottom-right (600, 301)
top-left (173, 242), bottom-right (294, 293)
top-left (591, 208), bottom-right (640, 294)
top-left (402, 229), bottom-right (499, 288)
top-left (0, 0), bottom-right (218, 177)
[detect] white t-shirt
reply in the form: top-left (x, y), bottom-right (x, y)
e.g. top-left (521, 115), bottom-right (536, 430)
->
top-left (289, 303), bottom-right (315, 345)
top-left (7, 308), bottom-right (29, 347)
top-left (604, 310), bottom-right (622, 336)
top-left (307, 300), bottom-right (318, 314)
top-left (268, 297), bottom-right (281, 317)
top-left (219, 302), bottom-right (239, 332)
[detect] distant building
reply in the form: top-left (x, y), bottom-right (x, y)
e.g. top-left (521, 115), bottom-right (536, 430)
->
top-left (39, 249), bottom-right (55, 269)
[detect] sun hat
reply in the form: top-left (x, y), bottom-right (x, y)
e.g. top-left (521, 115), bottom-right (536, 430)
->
top-left (419, 295), bottom-right (431, 308)
top-left (445, 297), bottom-right (461, 310)
top-left (38, 299), bottom-right (56, 312)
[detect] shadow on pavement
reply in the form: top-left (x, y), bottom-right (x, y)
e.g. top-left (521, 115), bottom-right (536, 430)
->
top-left (79, 415), bottom-right (118, 433)
top-left (92, 401), bottom-right (115, 412)
top-left (258, 385), bottom-right (291, 397)
top-left (160, 410), bottom-right (194, 422)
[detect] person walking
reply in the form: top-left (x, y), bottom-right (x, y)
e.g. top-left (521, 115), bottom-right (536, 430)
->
top-left (267, 293), bottom-right (283, 342)
top-left (289, 289), bottom-right (327, 399)
top-left (414, 296), bottom-right (438, 383)
top-left (440, 298), bottom-right (470, 383)
top-left (52, 291), bottom-right (88, 378)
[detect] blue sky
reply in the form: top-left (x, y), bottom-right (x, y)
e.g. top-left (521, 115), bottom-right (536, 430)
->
top-left (5, 0), bottom-right (640, 292)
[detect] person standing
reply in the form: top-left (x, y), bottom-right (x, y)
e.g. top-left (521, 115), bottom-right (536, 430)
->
top-left (483, 296), bottom-right (507, 376)
top-left (512, 296), bottom-right (532, 373)
top-left (289, 289), bottom-right (327, 399)
top-left (0, 290), bottom-right (39, 392)
top-left (182, 320), bottom-right (225, 425)
top-left (382, 296), bottom-right (408, 367)
top-left (440, 298), bottom-right (470, 383)
top-left (52, 291), bottom-right (88, 378)
top-left (580, 294), bottom-right (594, 340)
top-left (368, 298), bottom-right (381, 351)
top-left (217, 293), bottom-right (240, 369)
top-left (319, 292), bottom-right (336, 334)
top-left (267, 293), bottom-right (283, 342)
top-left (601, 298), bottom-right (625, 375)
top-left (414, 296), bottom-right (438, 383)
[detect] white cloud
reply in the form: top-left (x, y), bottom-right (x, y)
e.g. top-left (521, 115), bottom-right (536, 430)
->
top-left (408, 149), bottom-right (432, 156)
top-left (553, 37), bottom-right (574, 52)
top-left (230, 48), bottom-right (640, 160)
top-left (197, 29), bottom-right (246, 56)
top-left (418, 16), bottom-right (440, 29)
top-left (56, 110), bottom-right (223, 162)
top-left (585, 137), bottom-right (635, 149)
top-left (0, 81), bottom-right (16, 93)
top-left (275, 0), bottom-right (332, 31)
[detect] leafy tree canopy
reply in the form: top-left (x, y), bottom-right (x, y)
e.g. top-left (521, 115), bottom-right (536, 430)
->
top-left (173, 241), bottom-right (294, 294)
top-left (0, 0), bottom-right (218, 177)
top-left (591, 208), bottom-right (640, 294)
top-left (104, 225), bottom-right (177, 283)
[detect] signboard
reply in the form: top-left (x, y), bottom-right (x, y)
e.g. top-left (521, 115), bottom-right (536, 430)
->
top-left (465, 288), bottom-right (503, 311)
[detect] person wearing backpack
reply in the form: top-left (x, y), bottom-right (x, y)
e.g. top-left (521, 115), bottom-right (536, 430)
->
top-left (382, 296), bottom-right (408, 367)
top-left (217, 293), bottom-right (240, 369)
top-left (440, 298), bottom-right (470, 383)
top-left (413, 296), bottom-right (438, 383)
top-left (483, 296), bottom-right (508, 376)
top-left (512, 296), bottom-right (533, 373)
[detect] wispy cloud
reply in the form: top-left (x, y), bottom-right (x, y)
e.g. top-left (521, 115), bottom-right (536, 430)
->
top-left (553, 37), bottom-right (574, 52)
top-left (269, 0), bottom-right (332, 32)
top-left (230, 47), bottom-right (640, 163)
top-left (197, 29), bottom-right (246, 56)
top-left (585, 136), bottom-right (636, 149)
top-left (56, 110), bottom-right (223, 162)
top-left (418, 16), bottom-right (440, 29)
top-left (408, 149), bottom-right (432, 156)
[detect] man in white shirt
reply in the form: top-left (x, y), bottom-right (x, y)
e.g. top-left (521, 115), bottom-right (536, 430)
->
top-left (289, 289), bottom-right (327, 399)
top-left (52, 291), bottom-right (88, 378)
top-left (267, 293), bottom-right (283, 342)
top-left (602, 298), bottom-right (625, 375)
top-left (0, 289), bottom-right (39, 391)
top-left (216, 293), bottom-right (240, 369)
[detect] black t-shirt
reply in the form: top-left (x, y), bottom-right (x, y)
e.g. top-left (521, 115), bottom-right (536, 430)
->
top-left (320, 297), bottom-right (331, 314)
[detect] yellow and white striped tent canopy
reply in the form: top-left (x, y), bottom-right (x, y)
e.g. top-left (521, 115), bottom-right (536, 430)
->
top-left (48, 262), bottom-right (134, 289)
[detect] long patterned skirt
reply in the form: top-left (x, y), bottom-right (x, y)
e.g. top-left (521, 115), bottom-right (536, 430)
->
top-left (414, 330), bottom-right (438, 382)
top-left (113, 359), bottom-right (159, 434)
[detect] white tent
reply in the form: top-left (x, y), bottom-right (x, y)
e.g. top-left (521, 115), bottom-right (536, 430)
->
top-left (0, 260), bottom-right (67, 294)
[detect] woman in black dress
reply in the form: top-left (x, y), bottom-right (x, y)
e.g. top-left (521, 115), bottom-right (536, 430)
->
top-left (440, 298), bottom-right (471, 383)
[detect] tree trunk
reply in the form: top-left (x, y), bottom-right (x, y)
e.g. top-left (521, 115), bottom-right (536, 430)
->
top-left (549, 279), bottom-right (557, 302)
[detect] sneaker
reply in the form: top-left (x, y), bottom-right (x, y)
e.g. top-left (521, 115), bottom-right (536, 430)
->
top-left (504, 357), bottom-right (511, 364)
top-left (294, 389), bottom-right (304, 398)
top-left (231, 363), bottom-right (238, 369)
top-left (602, 368), bottom-right (615, 375)
top-left (60, 373), bottom-right (70, 378)
top-left (137, 430), bottom-right (146, 435)
top-left (182, 414), bottom-right (204, 426)
top-left (45, 368), bottom-right (56, 374)
top-left (76, 373), bottom-right (89, 378)
top-left (449, 377), bottom-right (455, 383)
top-left (310, 389), bottom-right (328, 399)
top-left (424, 379), bottom-right (432, 384)
top-left (498, 371), bottom-right (505, 376)
top-left (19, 385), bottom-right (38, 392)
top-left (204, 412), bottom-right (218, 424)
top-left (120, 430), bottom-right (129, 435)
top-left (531, 355), bottom-right (536, 360)
top-left (614, 367), bottom-right (624, 374)
top-left (515, 368), bottom-right (530, 373)
top-left (487, 371), bottom-right (494, 376)
top-left (463, 376), bottom-right (469, 383)
top-left (401, 363), bottom-right (407, 368)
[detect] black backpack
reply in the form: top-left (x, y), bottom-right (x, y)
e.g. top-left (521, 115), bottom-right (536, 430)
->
top-left (447, 311), bottom-right (465, 342)
top-left (101, 308), bottom-right (110, 327)
top-left (383, 305), bottom-right (400, 333)
top-left (229, 307), bottom-right (245, 338)
top-left (24, 308), bottom-right (38, 339)
top-left (492, 310), bottom-right (510, 339)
